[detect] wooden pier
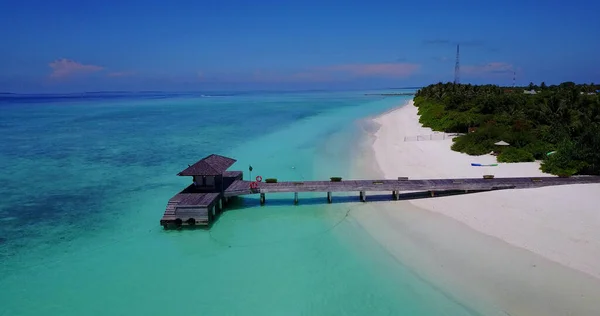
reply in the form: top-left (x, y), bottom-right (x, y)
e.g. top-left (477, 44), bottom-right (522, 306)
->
top-left (161, 193), bottom-right (222, 226)
top-left (160, 154), bottom-right (600, 229)
top-left (160, 154), bottom-right (241, 228)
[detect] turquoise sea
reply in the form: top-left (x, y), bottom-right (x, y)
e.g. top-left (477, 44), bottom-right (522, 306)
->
top-left (0, 91), bottom-right (480, 315)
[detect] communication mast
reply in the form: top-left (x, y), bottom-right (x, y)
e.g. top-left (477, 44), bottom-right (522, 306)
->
top-left (512, 71), bottom-right (516, 87)
top-left (454, 44), bottom-right (460, 84)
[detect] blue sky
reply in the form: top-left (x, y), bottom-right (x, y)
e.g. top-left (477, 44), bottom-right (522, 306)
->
top-left (1, 0), bottom-right (599, 93)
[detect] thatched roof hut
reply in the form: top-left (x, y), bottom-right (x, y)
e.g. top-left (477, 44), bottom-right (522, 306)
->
top-left (178, 154), bottom-right (236, 176)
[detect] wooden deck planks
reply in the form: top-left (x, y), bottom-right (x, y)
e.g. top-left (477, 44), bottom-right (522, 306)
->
top-left (174, 209), bottom-right (209, 218)
top-left (223, 176), bottom-right (600, 196)
top-left (223, 171), bottom-right (243, 178)
top-left (223, 180), bottom-right (253, 196)
top-left (176, 193), bottom-right (220, 207)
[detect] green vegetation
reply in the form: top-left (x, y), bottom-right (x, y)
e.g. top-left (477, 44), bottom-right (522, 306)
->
top-left (265, 178), bottom-right (278, 183)
top-left (415, 82), bottom-right (600, 176)
top-left (497, 148), bottom-right (535, 163)
top-left (330, 177), bottom-right (342, 182)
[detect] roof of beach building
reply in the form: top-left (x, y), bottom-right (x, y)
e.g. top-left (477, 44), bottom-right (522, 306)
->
top-left (178, 154), bottom-right (237, 176)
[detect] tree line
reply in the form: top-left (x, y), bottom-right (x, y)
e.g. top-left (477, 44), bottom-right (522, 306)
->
top-left (414, 82), bottom-right (600, 176)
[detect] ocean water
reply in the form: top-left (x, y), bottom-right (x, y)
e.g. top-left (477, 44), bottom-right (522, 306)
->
top-left (0, 91), bottom-right (480, 315)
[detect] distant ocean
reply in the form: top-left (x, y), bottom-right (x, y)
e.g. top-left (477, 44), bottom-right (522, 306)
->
top-left (0, 90), bottom-right (479, 315)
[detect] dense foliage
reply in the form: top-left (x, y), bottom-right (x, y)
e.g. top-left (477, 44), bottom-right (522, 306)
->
top-left (414, 82), bottom-right (600, 176)
top-left (497, 148), bottom-right (535, 163)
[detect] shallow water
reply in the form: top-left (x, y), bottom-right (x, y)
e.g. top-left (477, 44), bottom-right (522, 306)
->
top-left (0, 91), bottom-right (482, 315)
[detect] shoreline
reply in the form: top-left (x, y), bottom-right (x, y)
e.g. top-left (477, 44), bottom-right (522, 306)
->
top-left (350, 99), bottom-right (600, 315)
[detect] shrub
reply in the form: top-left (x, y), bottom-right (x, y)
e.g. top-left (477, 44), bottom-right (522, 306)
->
top-left (330, 177), bottom-right (342, 182)
top-left (265, 178), bottom-right (277, 183)
top-left (451, 135), bottom-right (493, 155)
top-left (497, 148), bottom-right (535, 163)
top-left (540, 147), bottom-right (588, 176)
top-left (540, 157), bottom-right (584, 176)
top-left (522, 141), bottom-right (554, 160)
top-left (540, 139), bottom-right (593, 176)
top-left (450, 123), bottom-right (514, 156)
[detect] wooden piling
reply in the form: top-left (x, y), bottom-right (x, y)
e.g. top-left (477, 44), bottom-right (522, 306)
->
top-left (294, 192), bottom-right (299, 205)
top-left (208, 206), bottom-right (214, 222)
top-left (327, 191), bottom-right (332, 203)
top-left (392, 190), bottom-right (399, 200)
top-left (360, 191), bottom-right (366, 202)
top-left (430, 191), bottom-right (435, 197)
top-left (260, 193), bottom-right (266, 205)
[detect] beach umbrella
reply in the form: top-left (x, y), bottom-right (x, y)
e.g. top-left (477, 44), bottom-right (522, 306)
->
top-left (493, 141), bottom-right (510, 163)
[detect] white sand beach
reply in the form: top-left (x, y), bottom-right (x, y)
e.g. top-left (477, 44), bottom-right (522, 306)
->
top-left (351, 99), bottom-right (600, 315)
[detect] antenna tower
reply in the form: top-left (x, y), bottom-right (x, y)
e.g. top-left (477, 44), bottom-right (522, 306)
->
top-left (454, 44), bottom-right (460, 84)
top-left (512, 71), bottom-right (516, 87)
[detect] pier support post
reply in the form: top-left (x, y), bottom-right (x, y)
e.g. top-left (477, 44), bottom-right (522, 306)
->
top-left (260, 193), bottom-right (266, 205)
top-left (360, 191), bottom-right (366, 202)
top-left (392, 191), bottom-right (399, 200)
top-left (430, 191), bottom-right (435, 197)
top-left (217, 199), bottom-right (223, 214)
top-left (294, 192), bottom-right (299, 205)
top-left (208, 206), bottom-right (214, 223)
top-left (327, 192), bottom-right (332, 204)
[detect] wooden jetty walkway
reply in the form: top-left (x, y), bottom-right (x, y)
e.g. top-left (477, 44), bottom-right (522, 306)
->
top-left (160, 154), bottom-right (600, 229)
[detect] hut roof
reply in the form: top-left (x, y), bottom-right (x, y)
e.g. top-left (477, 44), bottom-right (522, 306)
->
top-left (178, 154), bottom-right (237, 176)
top-left (494, 140), bottom-right (510, 146)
